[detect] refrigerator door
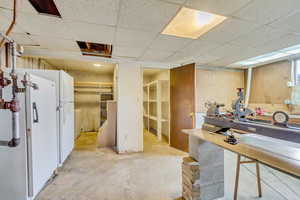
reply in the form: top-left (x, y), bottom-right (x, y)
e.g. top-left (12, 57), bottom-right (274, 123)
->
top-left (26, 74), bottom-right (58, 199)
top-left (0, 73), bottom-right (28, 200)
top-left (59, 71), bottom-right (75, 163)
top-left (15, 69), bottom-right (61, 166)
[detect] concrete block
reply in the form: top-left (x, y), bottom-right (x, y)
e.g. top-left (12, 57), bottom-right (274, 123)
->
top-left (188, 135), bottom-right (225, 200)
top-left (199, 165), bottom-right (224, 186)
top-left (200, 182), bottom-right (224, 200)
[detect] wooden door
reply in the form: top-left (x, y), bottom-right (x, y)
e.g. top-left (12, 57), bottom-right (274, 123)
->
top-left (170, 63), bottom-right (195, 152)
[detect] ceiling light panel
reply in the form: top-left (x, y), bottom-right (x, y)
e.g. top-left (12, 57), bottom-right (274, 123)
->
top-left (162, 7), bottom-right (227, 39)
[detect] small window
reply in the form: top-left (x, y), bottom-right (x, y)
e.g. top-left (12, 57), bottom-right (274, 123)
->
top-left (295, 59), bottom-right (300, 85)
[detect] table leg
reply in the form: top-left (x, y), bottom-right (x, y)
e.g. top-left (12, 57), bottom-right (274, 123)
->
top-left (234, 154), bottom-right (241, 200)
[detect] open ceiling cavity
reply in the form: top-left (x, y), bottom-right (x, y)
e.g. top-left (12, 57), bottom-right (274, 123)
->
top-left (77, 41), bottom-right (113, 58)
top-left (28, 0), bottom-right (61, 17)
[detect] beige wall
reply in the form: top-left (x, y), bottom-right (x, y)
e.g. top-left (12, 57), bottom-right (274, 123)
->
top-left (144, 69), bottom-right (170, 84)
top-left (0, 45), bottom-right (54, 70)
top-left (67, 70), bottom-right (113, 132)
top-left (196, 68), bottom-right (245, 113)
top-left (249, 60), bottom-right (292, 113)
top-left (0, 46), bottom-right (55, 70)
top-left (66, 70), bottom-right (113, 82)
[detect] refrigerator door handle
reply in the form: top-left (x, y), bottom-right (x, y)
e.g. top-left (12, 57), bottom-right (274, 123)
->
top-left (33, 102), bottom-right (39, 123)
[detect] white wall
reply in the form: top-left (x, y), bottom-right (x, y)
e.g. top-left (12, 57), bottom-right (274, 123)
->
top-left (116, 62), bottom-right (143, 153)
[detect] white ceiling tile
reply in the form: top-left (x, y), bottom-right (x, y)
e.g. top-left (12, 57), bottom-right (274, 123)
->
top-left (258, 33), bottom-right (300, 53)
top-left (148, 35), bottom-right (192, 52)
top-left (8, 33), bottom-right (35, 46)
top-left (31, 35), bottom-right (79, 52)
top-left (208, 44), bottom-right (257, 60)
top-left (0, 0), bottom-right (37, 14)
top-left (139, 49), bottom-right (175, 62)
top-left (185, 0), bottom-right (252, 16)
top-left (233, 0), bottom-right (300, 25)
top-left (67, 22), bottom-right (115, 44)
top-left (23, 48), bottom-right (82, 58)
top-left (199, 18), bottom-right (260, 44)
top-left (231, 26), bottom-right (289, 48)
top-left (207, 57), bottom-right (241, 67)
top-left (55, 0), bottom-right (119, 26)
top-left (269, 11), bottom-right (300, 34)
top-left (112, 46), bottom-right (145, 58)
top-left (193, 54), bottom-right (220, 64)
top-left (0, 8), bottom-right (27, 33)
top-left (166, 53), bottom-right (220, 65)
top-left (115, 28), bottom-right (157, 48)
top-left (118, 0), bottom-right (180, 32)
top-left (179, 39), bottom-right (221, 58)
top-left (160, 0), bottom-right (185, 4)
top-left (163, 51), bottom-right (190, 63)
top-left (16, 13), bottom-right (76, 39)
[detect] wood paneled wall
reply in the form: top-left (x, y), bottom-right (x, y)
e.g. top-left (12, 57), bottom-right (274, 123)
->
top-left (249, 61), bottom-right (291, 113)
top-left (250, 61), bottom-right (291, 104)
top-left (196, 68), bottom-right (245, 113)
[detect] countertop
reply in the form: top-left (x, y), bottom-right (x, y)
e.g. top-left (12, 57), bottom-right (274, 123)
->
top-left (183, 128), bottom-right (300, 178)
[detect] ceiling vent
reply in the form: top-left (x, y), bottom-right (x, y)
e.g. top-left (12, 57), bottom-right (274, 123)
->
top-left (28, 0), bottom-right (61, 17)
top-left (77, 41), bottom-right (113, 58)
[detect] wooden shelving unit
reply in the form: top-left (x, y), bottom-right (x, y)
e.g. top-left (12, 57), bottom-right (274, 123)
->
top-left (143, 80), bottom-right (170, 141)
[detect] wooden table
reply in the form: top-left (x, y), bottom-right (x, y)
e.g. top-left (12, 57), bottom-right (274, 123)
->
top-left (182, 129), bottom-right (300, 178)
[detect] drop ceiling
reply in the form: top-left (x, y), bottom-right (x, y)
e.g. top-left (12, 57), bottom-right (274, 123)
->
top-left (1, 0), bottom-right (300, 68)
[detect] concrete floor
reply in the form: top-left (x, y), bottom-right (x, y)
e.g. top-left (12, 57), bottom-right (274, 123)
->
top-left (37, 131), bottom-right (187, 200)
top-left (37, 131), bottom-right (300, 200)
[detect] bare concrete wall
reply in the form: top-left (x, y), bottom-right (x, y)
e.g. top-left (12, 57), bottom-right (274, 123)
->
top-left (196, 68), bottom-right (245, 113)
top-left (67, 70), bottom-right (113, 132)
top-left (117, 63), bottom-right (143, 153)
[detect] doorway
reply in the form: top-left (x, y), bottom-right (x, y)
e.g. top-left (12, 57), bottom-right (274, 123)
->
top-left (143, 68), bottom-right (170, 148)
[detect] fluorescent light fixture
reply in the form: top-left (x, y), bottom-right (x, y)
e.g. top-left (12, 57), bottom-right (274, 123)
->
top-left (235, 52), bottom-right (289, 66)
top-left (280, 44), bottom-right (300, 55)
top-left (93, 64), bottom-right (103, 67)
top-left (162, 7), bottom-right (227, 39)
top-left (234, 43), bottom-right (300, 67)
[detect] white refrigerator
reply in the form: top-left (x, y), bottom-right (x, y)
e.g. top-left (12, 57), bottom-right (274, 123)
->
top-left (19, 69), bottom-right (75, 165)
top-left (0, 72), bottom-right (58, 200)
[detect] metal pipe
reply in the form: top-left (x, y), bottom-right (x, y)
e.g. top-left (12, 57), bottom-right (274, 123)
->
top-left (9, 112), bottom-right (20, 147)
top-left (0, 41), bottom-right (20, 147)
top-left (0, 0), bottom-right (18, 48)
top-left (245, 67), bottom-right (252, 107)
top-left (9, 41), bottom-right (20, 147)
